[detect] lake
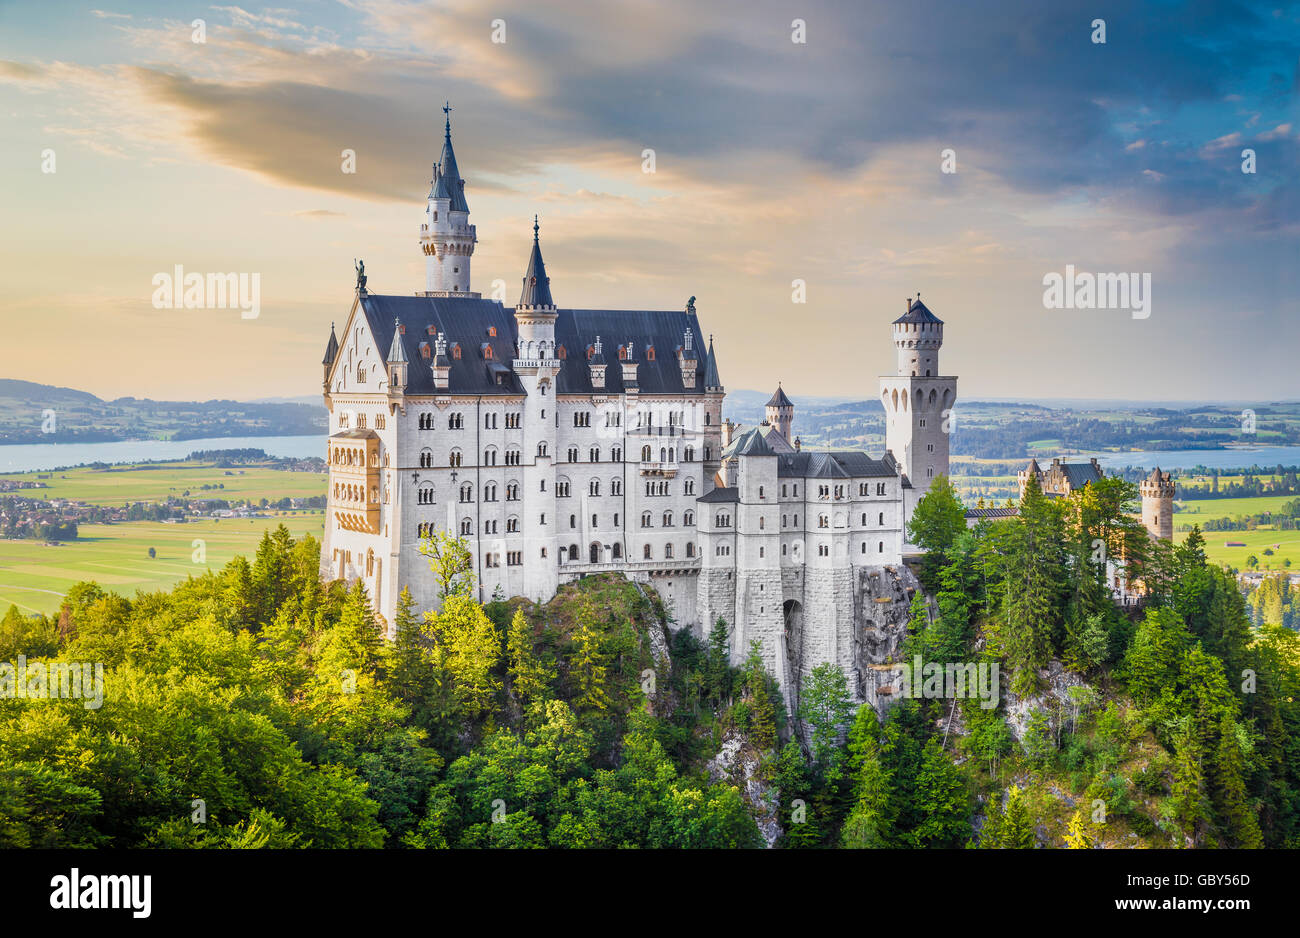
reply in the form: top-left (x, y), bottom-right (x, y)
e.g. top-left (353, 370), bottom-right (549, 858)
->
top-left (3, 436), bottom-right (1300, 476)
top-left (0, 435), bottom-right (326, 473)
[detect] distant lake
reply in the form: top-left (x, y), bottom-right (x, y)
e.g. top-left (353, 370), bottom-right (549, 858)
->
top-left (0, 435), bottom-right (326, 473)
top-left (1087, 446), bottom-right (1300, 472)
top-left (3, 436), bottom-right (1300, 476)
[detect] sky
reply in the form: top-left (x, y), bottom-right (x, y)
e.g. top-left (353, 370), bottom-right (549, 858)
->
top-left (1, 0), bottom-right (1297, 403)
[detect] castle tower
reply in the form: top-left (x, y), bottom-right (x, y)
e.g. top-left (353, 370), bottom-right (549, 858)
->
top-left (419, 103), bottom-right (477, 296)
top-left (1141, 467), bottom-right (1175, 540)
top-left (765, 384), bottom-right (794, 444)
top-left (879, 294), bottom-right (956, 500)
top-left (512, 217), bottom-right (560, 599)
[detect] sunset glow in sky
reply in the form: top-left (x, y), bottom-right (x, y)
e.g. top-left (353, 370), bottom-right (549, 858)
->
top-left (2, 0), bottom-right (1297, 401)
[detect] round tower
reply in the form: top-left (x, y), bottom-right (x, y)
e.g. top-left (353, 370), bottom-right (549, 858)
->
top-left (893, 294), bottom-right (943, 377)
top-left (765, 384), bottom-right (794, 443)
top-left (1140, 467), bottom-right (1175, 540)
top-left (419, 103), bottom-right (477, 295)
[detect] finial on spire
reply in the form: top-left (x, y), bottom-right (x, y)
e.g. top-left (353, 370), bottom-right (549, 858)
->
top-left (533, 214), bottom-right (539, 241)
top-left (442, 100), bottom-right (453, 137)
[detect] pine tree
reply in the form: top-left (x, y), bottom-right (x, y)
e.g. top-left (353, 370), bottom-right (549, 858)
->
top-left (1064, 809), bottom-right (1094, 848)
top-left (997, 785), bottom-right (1035, 848)
top-left (507, 607), bottom-right (554, 706)
top-left (1210, 716), bottom-right (1263, 848)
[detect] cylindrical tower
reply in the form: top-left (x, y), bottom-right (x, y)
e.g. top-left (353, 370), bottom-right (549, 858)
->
top-left (1141, 468), bottom-right (1175, 540)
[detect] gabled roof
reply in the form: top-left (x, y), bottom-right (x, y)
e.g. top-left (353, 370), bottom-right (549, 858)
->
top-left (349, 293), bottom-right (712, 397)
top-left (766, 385), bottom-right (793, 408)
top-left (966, 507), bottom-right (1020, 520)
top-left (733, 427), bottom-right (775, 457)
top-left (893, 296), bottom-right (942, 325)
top-left (1024, 458), bottom-right (1041, 474)
top-left (1061, 462), bottom-right (1103, 490)
top-left (774, 449), bottom-right (898, 479)
top-left (518, 218), bottom-right (554, 308)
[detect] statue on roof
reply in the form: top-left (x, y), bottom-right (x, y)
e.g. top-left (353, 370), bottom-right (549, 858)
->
top-left (354, 258), bottom-right (367, 292)
top-left (686, 296), bottom-right (696, 314)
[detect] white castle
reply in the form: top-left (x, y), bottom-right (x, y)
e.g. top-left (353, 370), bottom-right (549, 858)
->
top-left (319, 109), bottom-right (960, 708)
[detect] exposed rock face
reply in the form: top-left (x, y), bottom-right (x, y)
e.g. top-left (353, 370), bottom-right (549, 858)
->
top-left (1001, 660), bottom-right (1092, 742)
top-left (705, 729), bottom-right (782, 848)
top-left (853, 564), bottom-right (923, 716)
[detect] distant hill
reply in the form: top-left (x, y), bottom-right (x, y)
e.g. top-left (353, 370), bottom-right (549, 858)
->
top-left (0, 378), bottom-right (102, 406)
top-left (0, 379), bottom-right (326, 445)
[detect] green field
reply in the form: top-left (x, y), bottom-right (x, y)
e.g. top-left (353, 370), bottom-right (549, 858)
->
top-left (1177, 527), bottom-right (1300, 572)
top-left (0, 460), bottom-right (326, 506)
top-left (1174, 494), bottom-right (1299, 523)
top-left (0, 513), bottom-right (326, 616)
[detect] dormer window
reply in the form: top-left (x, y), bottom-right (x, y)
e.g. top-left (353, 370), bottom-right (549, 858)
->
top-left (427, 325), bottom-right (436, 336)
top-left (618, 345), bottom-right (628, 361)
top-left (646, 346), bottom-right (655, 361)
top-left (420, 342), bottom-right (431, 359)
top-left (558, 345), bottom-right (567, 360)
top-left (586, 345), bottom-right (594, 360)
top-left (483, 345), bottom-right (494, 360)
top-left (488, 326), bottom-right (497, 337)
top-left (452, 343), bottom-right (462, 360)
top-left (398, 323), bottom-right (405, 335)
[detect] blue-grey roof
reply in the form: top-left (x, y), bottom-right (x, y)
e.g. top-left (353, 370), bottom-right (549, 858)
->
top-left (432, 118), bottom-right (469, 213)
top-left (732, 427), bottom-right (775, 457)
top-left (518, 224), bottom-right (554, 308)
top-left (766, 385), bottom-right (793, 408)
top-left (1061, 462), bottom-right (1102, 490)
top-left (322, 322), bottom-right (339, 365)
top-left (775, 450), bottom-right (898, 479)
top-left (387, 319), bottom-right (407, 363)
top-left (966, 507), bottom-right (1019, 520)
top-left (893, 297), bottom-right (942, 325)
top-left (353, 293), bottom-right (710, 398)
top-left (702, 335), bottom-right (721, 388)
top-left (698, 486), bottom-right (739, 503)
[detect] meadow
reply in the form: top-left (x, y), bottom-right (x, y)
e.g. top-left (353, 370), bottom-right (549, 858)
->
top-left (1, 460), bottom-right (326, 506)
top-left (1178, 527), bottom-right (1300, 571)
top-left (1173, 494), bottom-right (1298, 523)
top-left (0, 512), bottom-right (325, 616)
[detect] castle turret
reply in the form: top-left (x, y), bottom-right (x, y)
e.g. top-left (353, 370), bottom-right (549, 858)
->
top-left (386, 318), bottom-right (408, 396)
top-left (419, 103), bottom-right (477, 296)
top-left (322, 321), bottom-right (338, 388)
top-left (1141, 467), bottom-right (1175, 540)
top-left (765, 384), bottom-right (794, 444)
top-left (879, 294), bottom-right (956, 500)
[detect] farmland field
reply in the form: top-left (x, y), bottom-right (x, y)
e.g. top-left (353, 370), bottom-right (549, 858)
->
top-left (1174, 494), bottom-right (1299, 523)
top-left (1178, 527), bottom-right (1300, 572)
top-left (0, 513), bottom-right (326, 616)
top-left (0, 460), bottom-right (326, 506)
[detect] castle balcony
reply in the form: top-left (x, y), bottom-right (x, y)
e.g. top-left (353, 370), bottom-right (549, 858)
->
top-left (639, 462), bottom-right (679, 477)
top-left (558, 558), bottom-right (700, 579)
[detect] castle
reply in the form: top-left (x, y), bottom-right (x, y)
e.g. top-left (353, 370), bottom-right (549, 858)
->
top-left (317, 109), bottom-right (1163, 709)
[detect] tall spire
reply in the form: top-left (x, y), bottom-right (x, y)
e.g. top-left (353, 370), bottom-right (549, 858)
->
top-left (703, 334), bottom-right (721, 389)
top-left (432, 101), bottom-right (468, 212)
top-left (387, 318), bottom-right (407, 363)
top-left (518, 215), bottom-right (555, 309)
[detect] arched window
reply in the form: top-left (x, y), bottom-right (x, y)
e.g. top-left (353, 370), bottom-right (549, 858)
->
top-left (686, 542), bottom-right (695, 557)
top-left (684, 510), bottom-right (694, 526)
top-left (420, 448), bottom-right (433, 468)
top-left (460, 518), bottom-right (472, 535)
top-left (641, 445), bottom-right (652, 462)
top-left (644, 544), bottom-right (652, 559)
top-left (589, 479), bottom-right (600, 496)
top-left (684, 446), bottom-right (694, 461)
top-left (664, 542), bottom-right (673, 559)
top-left (641, 511), bottom-right (652, 528)
top-left (460, 483), bottom-right (473, 502)
top-left (449, 449), bottom-right (463, 467)
top-left (663, 511), bottom-right (673, 527)
top-left (418, 483), bottom-right (435, 505)
top-left (612, 543), bottom-right (622, 559)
